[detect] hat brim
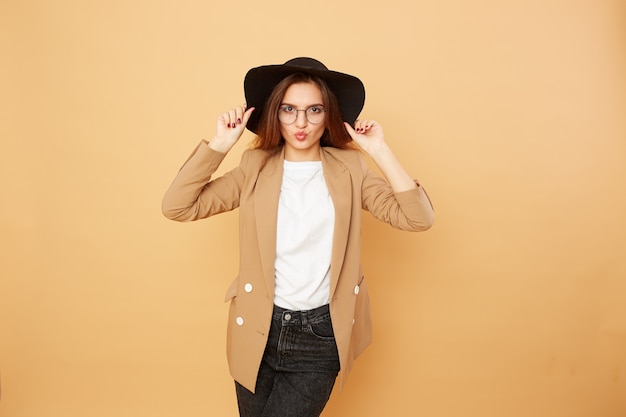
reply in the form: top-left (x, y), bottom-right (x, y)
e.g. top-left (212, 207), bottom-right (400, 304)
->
top-left (244, 63), bottom-right (365, 134)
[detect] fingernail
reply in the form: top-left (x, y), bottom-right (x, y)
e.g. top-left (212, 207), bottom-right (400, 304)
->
top-left (237, 118), bottom-right (242, 124)
top-left (232, 123), bottom-right (236, 128)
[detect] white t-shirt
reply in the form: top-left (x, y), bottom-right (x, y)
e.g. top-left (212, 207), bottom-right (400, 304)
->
top-left (274, 160), bottom-right (335, 310)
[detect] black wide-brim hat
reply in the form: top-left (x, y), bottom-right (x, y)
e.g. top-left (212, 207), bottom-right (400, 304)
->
top-left (244, 57), bottom-right (366, 134)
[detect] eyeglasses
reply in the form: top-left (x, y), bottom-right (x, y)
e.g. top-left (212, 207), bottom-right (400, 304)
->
top-left (278, 105), bottom-right (325, 125)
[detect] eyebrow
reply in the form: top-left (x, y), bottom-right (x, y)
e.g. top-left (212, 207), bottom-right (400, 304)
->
top-left (280, 103), bottom-right (325, 108)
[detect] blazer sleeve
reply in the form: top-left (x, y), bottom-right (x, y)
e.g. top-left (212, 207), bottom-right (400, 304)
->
top-left (359, 154), bottom-right (434, 231)
top-left (161, 141), bottom-right (247, 222)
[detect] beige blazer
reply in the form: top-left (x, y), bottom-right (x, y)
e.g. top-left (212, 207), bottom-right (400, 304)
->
top-left (162, 141), bottom-right (434, 392)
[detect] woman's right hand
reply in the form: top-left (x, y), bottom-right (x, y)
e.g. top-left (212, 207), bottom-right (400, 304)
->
top-left (208, 104), bottom-right (255, 153)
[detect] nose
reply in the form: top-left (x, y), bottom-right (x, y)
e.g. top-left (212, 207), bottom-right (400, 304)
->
top-left (294, 110), bottom-right (308, 127)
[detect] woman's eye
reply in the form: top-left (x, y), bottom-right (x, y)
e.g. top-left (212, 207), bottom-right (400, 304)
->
top-left (309, 106), bottom-right (323, 113)
top-left (281, 106), bottom-right (294, 113)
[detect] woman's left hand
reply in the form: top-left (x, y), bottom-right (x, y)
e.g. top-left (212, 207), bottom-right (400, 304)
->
top-left (345, 119), bottom-right (420, 193)
top-left (344, 120), bottom-right (385, 155)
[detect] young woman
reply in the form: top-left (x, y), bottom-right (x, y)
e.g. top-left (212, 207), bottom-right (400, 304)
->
top-left (162, 57), bottom-right (434, 417)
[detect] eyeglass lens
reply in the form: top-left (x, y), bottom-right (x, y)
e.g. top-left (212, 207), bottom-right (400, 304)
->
top-left (278, 105), bottom-right (325, 124)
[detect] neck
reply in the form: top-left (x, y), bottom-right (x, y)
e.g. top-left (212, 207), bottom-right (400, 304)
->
top-left (284, 146), bottom-right (321, 162)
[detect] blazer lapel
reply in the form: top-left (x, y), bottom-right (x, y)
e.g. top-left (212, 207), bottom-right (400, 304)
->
top-left (253, 147), bottom-right (353, 302)
top-left (254, 149), bottom-right (284, 298)
top-left (320, 149), bottom-right (353, 300)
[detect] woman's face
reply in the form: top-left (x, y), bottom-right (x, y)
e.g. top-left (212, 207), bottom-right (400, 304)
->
top-left (279, 82), bottom-right (326, 161)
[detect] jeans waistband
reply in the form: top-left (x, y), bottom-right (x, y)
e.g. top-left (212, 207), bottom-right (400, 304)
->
top-left (272, 304), bottom-right (331, 323)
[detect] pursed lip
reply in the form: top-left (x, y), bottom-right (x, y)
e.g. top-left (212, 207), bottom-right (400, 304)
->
top-left (294, 131), bottom-right (307, 141)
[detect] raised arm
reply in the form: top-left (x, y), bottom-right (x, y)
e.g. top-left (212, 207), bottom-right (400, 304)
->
top-left (161, 105), bottom-right (255, 221)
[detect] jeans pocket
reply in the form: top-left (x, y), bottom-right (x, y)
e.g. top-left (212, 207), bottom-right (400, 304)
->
top-left (307, 319), bottom-right (335, 340)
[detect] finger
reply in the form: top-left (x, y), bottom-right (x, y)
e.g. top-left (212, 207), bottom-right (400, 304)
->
top-left (365, 120), bottom-right (378, 130)
top-left (343, 122), bottom-right (357, 139)
top-left (241, 106), bottom-right (255, 125)
top-left (235, 106), bottom-right (244, 125)
top-left (228, 109), bottom-right (238, 128)
top-left (355, 119), bottom-right (371, 133)
top-left (359, 120), bottom-right (372, 132)
top-left (218, 112), bottom-right (231, 129)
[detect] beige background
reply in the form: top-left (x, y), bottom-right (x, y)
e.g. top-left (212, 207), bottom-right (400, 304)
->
top-left (1, 0), bottom-right (625, 416)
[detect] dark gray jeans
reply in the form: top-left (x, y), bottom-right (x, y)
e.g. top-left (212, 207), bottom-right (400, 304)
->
top-left (235, 304), bottom-right (340, 417)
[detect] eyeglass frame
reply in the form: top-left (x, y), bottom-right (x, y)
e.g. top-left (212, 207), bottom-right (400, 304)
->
top-left (277, 105), bottom-right (326, 125)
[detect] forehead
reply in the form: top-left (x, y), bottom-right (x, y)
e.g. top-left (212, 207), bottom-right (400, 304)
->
top-left (282, 82), bottom-right (323, 105)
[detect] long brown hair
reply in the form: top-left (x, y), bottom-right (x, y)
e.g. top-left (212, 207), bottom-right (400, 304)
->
top-left (252, 73), bottom-right (355, 153)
